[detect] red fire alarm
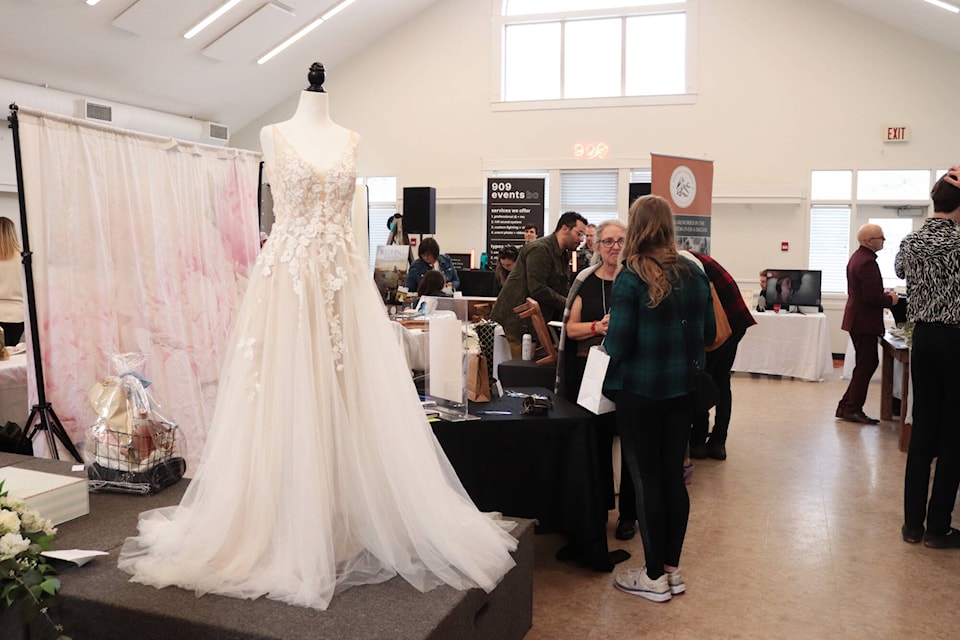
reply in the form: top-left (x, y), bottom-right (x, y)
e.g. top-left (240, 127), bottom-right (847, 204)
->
top-left (781, 242), bottom-right (789, 252)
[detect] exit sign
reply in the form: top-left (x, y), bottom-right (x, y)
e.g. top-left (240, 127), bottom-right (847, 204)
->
top-left (883, 126), bottom-right (909, 142)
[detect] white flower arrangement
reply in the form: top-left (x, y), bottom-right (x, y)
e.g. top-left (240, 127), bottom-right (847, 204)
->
top-left (0, 480), bottom-right (69, 640)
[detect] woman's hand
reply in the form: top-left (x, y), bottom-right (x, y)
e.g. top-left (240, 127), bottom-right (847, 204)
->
top-left (945, 165), bottom-right (960, 186)
top-left (596, 313), bottom-right (610, 336)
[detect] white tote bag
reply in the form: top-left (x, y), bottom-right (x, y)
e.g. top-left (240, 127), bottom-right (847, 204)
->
top-left (576, 344), bottom-right (616, 414)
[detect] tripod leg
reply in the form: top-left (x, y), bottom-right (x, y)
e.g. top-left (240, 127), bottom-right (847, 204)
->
top-left (42, 410), bottom-right (59, 461)
top-left (46, 405), bottom-right (83, 463)
top-left (17, 405), bottom-right (41, 452)
top-left (19, 403), bottom-right (83, 463)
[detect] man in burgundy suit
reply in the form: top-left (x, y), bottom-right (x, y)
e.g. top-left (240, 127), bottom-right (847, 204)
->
top-left (836, 224), bottom-right (899, 424)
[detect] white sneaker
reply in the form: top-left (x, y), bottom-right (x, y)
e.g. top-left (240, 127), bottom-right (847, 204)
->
top-left (614, 567), bottom-right (672, 602)
top-left (666, 568), bottom-right (685, 595)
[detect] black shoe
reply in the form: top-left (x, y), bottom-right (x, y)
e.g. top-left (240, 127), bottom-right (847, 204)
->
top-left (924, 527), bottom-right (960, 549)
top-left (902, 524), bottom-right (924, 544)
top-left (838, 410), bottom-right (880, 425)
top-left (615, 519), bottom-right (636, 541)
top-left (689, 445), bottom-right (708, 460)
top-left (706, 442), bottom-right (727, 460)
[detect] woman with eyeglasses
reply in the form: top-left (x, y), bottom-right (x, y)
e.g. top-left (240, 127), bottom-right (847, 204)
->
top-left (555, 219), bottom-right (638, 549)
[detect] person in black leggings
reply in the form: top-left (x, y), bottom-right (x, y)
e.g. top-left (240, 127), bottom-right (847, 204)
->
top-left (896, 168), bottom-right (960, 548)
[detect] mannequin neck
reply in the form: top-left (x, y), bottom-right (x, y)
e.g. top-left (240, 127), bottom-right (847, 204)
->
top-left (261, 90), bottom-right (353, 170)
top-left (291, 90), bottom-right (333, 126)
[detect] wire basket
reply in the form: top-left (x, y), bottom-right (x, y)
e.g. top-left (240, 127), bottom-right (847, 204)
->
top-left (86, 420), bottom-right (185, 494)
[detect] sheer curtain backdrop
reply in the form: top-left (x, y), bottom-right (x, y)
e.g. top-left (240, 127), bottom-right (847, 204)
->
top-left (15, 108), bottom-right (261, 472)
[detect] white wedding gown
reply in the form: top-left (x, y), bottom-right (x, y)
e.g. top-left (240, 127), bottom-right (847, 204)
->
top-left (117, 127), bottom-right (517, 610)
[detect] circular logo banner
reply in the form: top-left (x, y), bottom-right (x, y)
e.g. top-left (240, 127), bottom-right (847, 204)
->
top-left (669, 165), bottom-right (697, 209)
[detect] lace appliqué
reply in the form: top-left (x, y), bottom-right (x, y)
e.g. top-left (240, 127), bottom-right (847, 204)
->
top-left (236, 336), bottom-right (262, 398)
top-left (257, 128), bottom-right (358, 372)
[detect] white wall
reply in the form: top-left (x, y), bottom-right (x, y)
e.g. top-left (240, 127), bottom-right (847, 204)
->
top-left (0, 194), bottom-right (19, 222)
top-left (233, 0), bottom-right (960, 353)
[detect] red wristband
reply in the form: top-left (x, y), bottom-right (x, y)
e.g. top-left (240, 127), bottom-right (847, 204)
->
top-left (591, 320), bottom-right (598, 336)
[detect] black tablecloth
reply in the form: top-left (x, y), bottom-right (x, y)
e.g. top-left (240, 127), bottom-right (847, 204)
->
top-left (496, 358), bottom-right (558, 388)
top-left (431, 388), bottom-right (615, 571)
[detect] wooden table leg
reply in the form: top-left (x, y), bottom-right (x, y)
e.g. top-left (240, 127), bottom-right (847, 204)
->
top-left (898, 360), bottom-right (911, 453)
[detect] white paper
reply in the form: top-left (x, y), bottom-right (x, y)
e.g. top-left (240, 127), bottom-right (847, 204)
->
top-left (42, 549), bottom-right (109, 567)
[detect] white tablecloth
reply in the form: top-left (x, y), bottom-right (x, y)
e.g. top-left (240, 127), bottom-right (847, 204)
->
top-left (0, 352), bottom-right (28, 425)
top-left (732, 311), bottom-right (834, 382)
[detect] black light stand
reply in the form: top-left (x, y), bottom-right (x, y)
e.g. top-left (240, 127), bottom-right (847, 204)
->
top-left (8, 104), bottom-right (83, 462)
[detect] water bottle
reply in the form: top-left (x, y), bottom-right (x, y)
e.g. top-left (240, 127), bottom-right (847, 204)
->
top-left (480, 252), bottom-right (488, 270)
top-left (521, 333), bottom-right (533, 361)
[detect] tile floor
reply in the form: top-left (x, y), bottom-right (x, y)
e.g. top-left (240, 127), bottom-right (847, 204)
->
top-left (525, 370), bottom-right (960, 639)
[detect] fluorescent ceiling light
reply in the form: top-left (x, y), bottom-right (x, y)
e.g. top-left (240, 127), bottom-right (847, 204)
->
top-left (85, 0), bottom-right (101, 5)
top-left (322, 0), bottom-right (357, 21)
top-left (924, 0), bottom-right (960, 13)
top-left (258, 17), bottom-right (324, 64)
top-left (184, 0), bottom-right (244, 40)
top-left (257, 0), bottom-right (358, 65)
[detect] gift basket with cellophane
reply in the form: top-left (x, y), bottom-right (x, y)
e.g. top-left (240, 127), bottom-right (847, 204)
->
top-left (85, 353), bottom-right (187, 494)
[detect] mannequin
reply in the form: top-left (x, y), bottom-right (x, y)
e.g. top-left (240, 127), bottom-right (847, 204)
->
top-left (259, 63), bottom-right (353, 170)
top-left (117, 63), bottom-right (517, 611)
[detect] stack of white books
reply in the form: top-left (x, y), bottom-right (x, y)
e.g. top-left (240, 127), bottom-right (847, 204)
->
top-left (0, 466), bottom-right (89, 525)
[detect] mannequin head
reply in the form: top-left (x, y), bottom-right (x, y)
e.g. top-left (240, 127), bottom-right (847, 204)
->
top-left (307, 62), bottom-right (326, 92)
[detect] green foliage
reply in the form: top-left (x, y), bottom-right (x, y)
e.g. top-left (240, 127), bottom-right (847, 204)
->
top-left (0, 480), bottom-right (71, 640)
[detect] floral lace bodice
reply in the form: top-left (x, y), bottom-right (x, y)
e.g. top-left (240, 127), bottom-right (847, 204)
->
top-left (256, 126), bottom-right (359, 370)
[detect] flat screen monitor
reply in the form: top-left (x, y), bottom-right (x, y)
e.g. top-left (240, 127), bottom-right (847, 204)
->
top-left (763, 269), bottom-right (822, 310)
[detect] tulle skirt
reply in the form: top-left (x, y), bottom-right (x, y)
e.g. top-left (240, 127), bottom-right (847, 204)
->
top-left (117, 239), bottom-right (517, 610)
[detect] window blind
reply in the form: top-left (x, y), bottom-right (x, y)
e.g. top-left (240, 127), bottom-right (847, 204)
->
top-left (809, 205), bottom-right (850, 293)
top-left (363, 176), bottom-right (398, 272)
top-left (560, 170), bottom-right (619, 227)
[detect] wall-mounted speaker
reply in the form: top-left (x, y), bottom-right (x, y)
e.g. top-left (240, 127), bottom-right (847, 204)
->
top-left (403, 186), bottom-right (436, 234)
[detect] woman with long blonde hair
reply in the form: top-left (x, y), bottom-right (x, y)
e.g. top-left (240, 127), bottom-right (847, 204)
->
top-left (0, 217), bottom-right (24, 346)
top-left (602, 195), bottom-right (714, 602)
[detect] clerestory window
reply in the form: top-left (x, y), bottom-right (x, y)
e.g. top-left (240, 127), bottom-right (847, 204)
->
top-left (496, 0), bottom-right (696, 107)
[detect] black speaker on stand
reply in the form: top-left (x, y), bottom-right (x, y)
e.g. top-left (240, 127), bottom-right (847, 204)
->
top-left (403, 187), bottom-right (436, 235)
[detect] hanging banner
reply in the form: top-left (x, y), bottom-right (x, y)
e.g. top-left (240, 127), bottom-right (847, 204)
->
top-left (651, 153), bottom-right (714, 255)
top-left (486, 177), bottom-right (545, 264)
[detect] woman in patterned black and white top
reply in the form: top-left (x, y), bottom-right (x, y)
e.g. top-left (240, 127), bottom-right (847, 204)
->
top-left (895, 167), bottom-right (960, 549)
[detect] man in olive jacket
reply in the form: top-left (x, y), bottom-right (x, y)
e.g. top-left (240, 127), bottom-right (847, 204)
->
top-left (492, 211), bottom-right (588, 355)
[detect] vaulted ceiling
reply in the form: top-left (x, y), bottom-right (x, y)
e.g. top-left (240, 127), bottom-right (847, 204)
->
top-left (1, 0), bottom-right (440, 132)
top-left (1, 0), bottom-right (958, 134)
